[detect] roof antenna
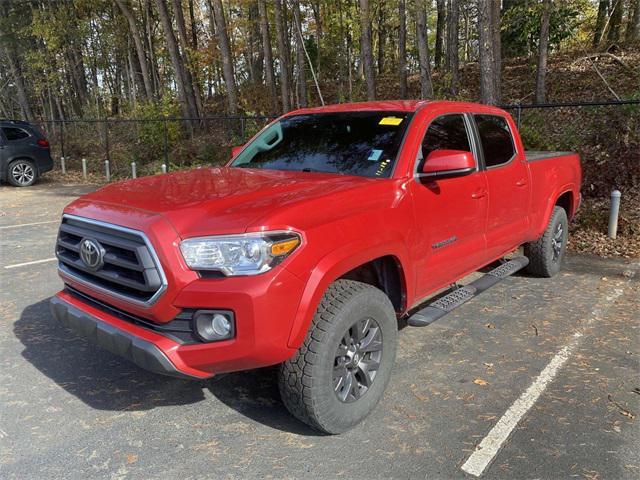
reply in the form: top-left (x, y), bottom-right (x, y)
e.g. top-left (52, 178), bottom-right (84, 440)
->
top-left (294, 16), bottom-right (325, 106)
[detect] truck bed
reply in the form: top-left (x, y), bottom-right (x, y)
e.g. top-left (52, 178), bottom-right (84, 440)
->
top-left (525, 151), bottom-right (575, 162)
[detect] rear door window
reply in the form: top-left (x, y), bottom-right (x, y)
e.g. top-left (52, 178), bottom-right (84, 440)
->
top-left (474, 115), bottom-right (515, 168)
top-left (2, 127), bottom-right (30, 141)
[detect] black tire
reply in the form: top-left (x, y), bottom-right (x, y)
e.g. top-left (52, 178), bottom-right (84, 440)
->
top-left (7, 159), bottom-right (37, 187)
top-left (524, 206), bottom-right (568, 278)
top-left (278, 279), bottom-right (397, 434)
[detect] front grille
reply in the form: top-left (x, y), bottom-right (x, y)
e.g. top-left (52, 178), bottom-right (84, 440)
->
top-left (56, 215), bottom-right (166, 304)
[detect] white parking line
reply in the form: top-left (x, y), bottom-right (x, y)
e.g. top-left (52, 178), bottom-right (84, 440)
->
top-left (0, 220), bottom-right (58, 229)
top-left (460, 287), bottom-right (624, 477)
top-left (4, 257), bottom-right (57, 269)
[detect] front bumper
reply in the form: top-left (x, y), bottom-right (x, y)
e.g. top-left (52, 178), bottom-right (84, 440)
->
top-left (50, 294), bottom-right (211, 380)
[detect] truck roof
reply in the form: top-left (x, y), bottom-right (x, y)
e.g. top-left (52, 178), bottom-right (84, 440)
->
top-left (286, 100), bottom-right (507, 116)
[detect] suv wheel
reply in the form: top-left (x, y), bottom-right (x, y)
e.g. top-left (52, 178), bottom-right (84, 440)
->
top-left (8, 160), bottom-right (37, 187)
top-left (524, 206), bottom-right (568, 277)
top-left (279, 280), bottom-right (397, 434)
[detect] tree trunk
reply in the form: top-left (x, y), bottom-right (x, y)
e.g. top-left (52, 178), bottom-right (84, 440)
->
top-left (358, 0), bottom-right (376, 100)
top-left (491, 0), bottom-right (501, 103)
top-left (292, 0), bottom-right (307, 107)
top-left (478, 0), bottom-right (498, 104)
top-left (435, 0), bottom-right (446, 69)
top-left (593, 0), bottom-right (609, 47)
top-left (211, 0), bottom-right (238, 115)
top-left (377, 3), bottom-right (385, 74)
top-left (416, 0), bottom-right (433, 98)
top-left (114, 0), bottom-right (154, 100)
top-left (2, 46), bottom-right (34, 121)
top-left (274, 0), bottom-right (291, 112)
top-left (171, 0), bottom-right (202, 117)
top-left (154, 0), bottom-right (193, 118)
top-left (258, 0), bottom-right (278, 113)
top-left (606, 0), bottom-right (623, 43)
top-left (625, 0), bottom-right (640, 43)
top-left (188, 0), bottom-right (198, 49)
top-left (446, 0), bottom-right (459, 96)
top-left (398, 0), bottom-right (408, 98)
top-left (535, 0), bottom-right (552, 104)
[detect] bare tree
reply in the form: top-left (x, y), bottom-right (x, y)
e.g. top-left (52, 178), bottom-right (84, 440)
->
top-left (446, 0), bottom-right (459, 96)
top-left (154, 0), bottom-right (194, 118)
top-left (607, 0), bottom-right (624, 43)
top-left (416, 0), bottom-right (433, 98)
top-left (435, 0), bottom-right (446, 69)
top-left (1, 46), bottom-right (34, 121)
top-left (211, 0), bottom-right (238, 115)
top-left (491, 0), bottom-right (501, 102)
top-left (478, 0), bottom-right (499, 104)
top-left (292, 0), bottom-right (307, 107)
top-left (358, 0), bottom-right (376, 100)
top-left (258, 0), bottom-right (278, 113)
top-left (114, 0), bottom-right (153, 100)
top-left (535, 0), bottom-right (552, 104)
top-left (593, 0), bottom-right (609, 47)
top-left (171, 0), bottom-right (202, 116)
top-left (274, 0), bottom-right (291, 112)
top-left (626, 0), bottom-right (640, 43)
top-left (398, 0), bottom-right (408, 98)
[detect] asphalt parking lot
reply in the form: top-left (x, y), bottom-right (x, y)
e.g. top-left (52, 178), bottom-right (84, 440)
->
top-left (1, 179), bottom-right (639, 479)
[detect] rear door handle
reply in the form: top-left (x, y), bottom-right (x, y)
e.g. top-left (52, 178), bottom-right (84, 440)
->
top-left (516, 178), bottom-right (527, 187)
top-left (471, 189), bottom-right (487, 199)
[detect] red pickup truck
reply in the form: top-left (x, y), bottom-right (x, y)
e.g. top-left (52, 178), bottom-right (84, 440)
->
top-left (50, 100), bottom-right (581, 433)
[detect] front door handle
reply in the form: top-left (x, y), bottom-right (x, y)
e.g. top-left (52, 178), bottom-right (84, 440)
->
top-left (516, 178), bottom-right (527, 187)
top-left (471, 189), bottom-right (487, 199)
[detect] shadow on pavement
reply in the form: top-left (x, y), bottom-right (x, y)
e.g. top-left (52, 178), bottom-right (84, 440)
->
top-left (14, 298), bottom-right (321, 436)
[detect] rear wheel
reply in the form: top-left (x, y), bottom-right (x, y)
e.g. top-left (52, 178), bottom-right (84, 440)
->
top-left (524, 206), bottom-right (568, 277)
top-left (278, 280), bottom-right (397, 434)
top-left (8, 159), bottom-right (37, 187)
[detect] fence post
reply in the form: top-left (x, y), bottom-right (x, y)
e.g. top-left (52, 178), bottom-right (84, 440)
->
top-left (516, 104), bottom-right (522, 129)
top-left (60, 121), bottom-right (65, 160)
top-left (104, 119), bottom-right (110, 165)
top-left (608, 190), bottom-right (621, 239)
top-left (163, 118), bottom-right (169, 166)
top-left (82, 158), bottom-right (87, 180)
top-left (161, 163), bottom-right (167, 174)
top-left (131, 161), bottom-right (137, 179)
top-left (105, 160), bottom-right (110, 182)
top-left (240, 116), bottom-right (245, 141)
top-left (60, 156), bottom-right (66, 175)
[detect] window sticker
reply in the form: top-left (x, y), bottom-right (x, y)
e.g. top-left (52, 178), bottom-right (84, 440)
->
top-left (368, 149), bottom-right (383, 161)
top-left (379, 116), bottom-right (403, 126)
top-left (375, 159), bottom-right (391, 176)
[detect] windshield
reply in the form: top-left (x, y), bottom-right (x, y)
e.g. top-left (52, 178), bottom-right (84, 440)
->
top-left (230, 111), bottom-right (413, 178)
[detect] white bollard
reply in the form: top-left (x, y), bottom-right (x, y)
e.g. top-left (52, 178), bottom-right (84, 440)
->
top-left (60, 156), bottom-right (66, 175)
top-left (161, 164), bottom-right (167, 174)
top-left (82, 158), bottom-right (87, 180)
top-left (131, 161), bottom-right (137, 179)
top-left (608, 190), bottom-right (621, 239)
top-left (105, 160), bottom-right (110, 182)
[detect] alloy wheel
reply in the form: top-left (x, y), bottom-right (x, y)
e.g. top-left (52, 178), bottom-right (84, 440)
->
top-left (551, 223), bottom-right (564, 262)
top-left (11, 163), bottom-right (35, 186)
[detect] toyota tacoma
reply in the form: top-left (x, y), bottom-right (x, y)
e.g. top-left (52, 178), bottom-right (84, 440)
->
top-left (50, 101), bottom-right (581, 433)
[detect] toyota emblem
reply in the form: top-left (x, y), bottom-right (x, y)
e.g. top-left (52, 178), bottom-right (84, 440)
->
top-left (79, 238), bottom-right (105, 270)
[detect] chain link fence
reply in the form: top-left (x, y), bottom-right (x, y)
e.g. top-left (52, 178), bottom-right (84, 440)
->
top-left (38, 101), bottom-right (639, 197)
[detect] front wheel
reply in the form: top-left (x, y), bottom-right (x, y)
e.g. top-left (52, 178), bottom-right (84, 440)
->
top-left (278, 280), bottom-right (397, 434)
top-left (524, 206), bottom-right (568, 277)
top-left (8, 159), bottom-right (37, 187)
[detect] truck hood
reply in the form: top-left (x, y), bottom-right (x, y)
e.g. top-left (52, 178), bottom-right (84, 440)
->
top-left (67, 167), bottom-right (377, 237)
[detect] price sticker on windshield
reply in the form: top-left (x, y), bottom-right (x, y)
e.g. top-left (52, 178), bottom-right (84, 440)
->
top-left (379, 116), bottom-right (403, 126)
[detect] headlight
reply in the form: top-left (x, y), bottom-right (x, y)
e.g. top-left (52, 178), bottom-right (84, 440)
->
top-left (179, 231), bottom-right (301, 276)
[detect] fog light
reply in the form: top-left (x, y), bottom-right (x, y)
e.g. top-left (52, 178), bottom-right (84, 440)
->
top-left (194, 310), bottom-right (235, 342)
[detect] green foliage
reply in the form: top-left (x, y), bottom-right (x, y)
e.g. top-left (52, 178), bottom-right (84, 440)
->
top-left (501, 0), bottom-right (593, 57)
top-left (127, 99), bottom-right (180, 163)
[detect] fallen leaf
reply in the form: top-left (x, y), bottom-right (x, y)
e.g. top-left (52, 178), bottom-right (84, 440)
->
top-left (474, 378), bottom-right (489, 386)
top-left (126, 454), bottom-right (138, 464)
top-left (485, 323), bottom-right (495, 329)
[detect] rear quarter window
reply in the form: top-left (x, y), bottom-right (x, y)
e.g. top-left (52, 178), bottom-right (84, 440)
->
top-left (1, 127), bottom-right (30, 141)
top-left (474, 115), bottom-right (515, 168)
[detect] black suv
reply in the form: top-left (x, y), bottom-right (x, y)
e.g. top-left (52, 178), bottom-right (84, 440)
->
top-left (0, 119), bottom-right (54, 187)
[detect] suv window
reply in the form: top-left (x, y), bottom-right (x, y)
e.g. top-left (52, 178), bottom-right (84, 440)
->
top-left (474, 114), bottom-right (515, 168)
top-left (2, 127), bottom-right (30, 141)
top-left (421, 114), bottom-right (472, 162)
